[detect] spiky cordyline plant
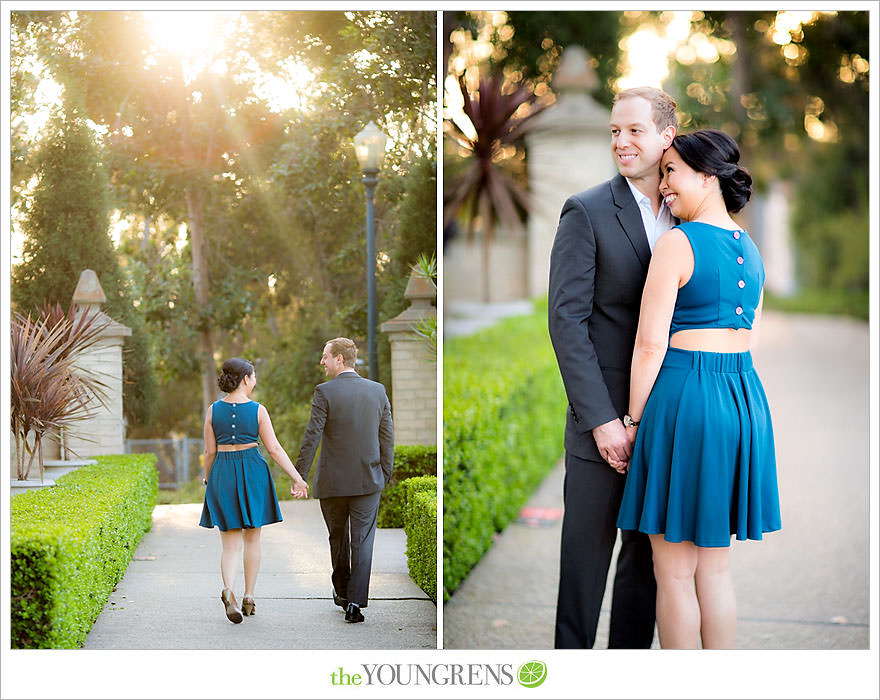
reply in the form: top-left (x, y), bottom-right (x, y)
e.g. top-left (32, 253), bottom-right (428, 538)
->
top-left (11, 303), bottom-right (111, 481)
top-left (444, 71), bottom-right (548, 301)
top-left (411, 252), bottom-right (437, 360)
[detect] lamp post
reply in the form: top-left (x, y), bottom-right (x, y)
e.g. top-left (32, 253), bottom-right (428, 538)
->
top-left (353, 120), bottom-right (388, 380)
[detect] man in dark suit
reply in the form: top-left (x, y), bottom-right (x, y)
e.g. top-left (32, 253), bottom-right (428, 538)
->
top-left (295, 337), bottom-right (394, 623)
top-left (549, 86), bottom-right (678, 648)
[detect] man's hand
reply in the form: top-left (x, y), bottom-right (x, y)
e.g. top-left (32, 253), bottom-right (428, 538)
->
top-left (290, 479), bottom-right (309, 499)
top-left (592, 418), bottom-right (633, 474)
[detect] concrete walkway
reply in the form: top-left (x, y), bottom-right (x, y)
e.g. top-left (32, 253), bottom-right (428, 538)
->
top-left (444, 310), bottom-right (871, 649)
top-left (84, 499), bottom-right (436, 649)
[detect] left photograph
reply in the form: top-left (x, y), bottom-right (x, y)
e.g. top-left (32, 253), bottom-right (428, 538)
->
top-left (10, 9), bottom-right (437, 650)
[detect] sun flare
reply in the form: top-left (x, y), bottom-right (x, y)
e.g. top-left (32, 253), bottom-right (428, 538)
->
top-left (144, 11), bottom-right (237, 59)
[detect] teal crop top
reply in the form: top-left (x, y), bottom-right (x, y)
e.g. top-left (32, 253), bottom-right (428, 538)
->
top-left (211, 400), bottom-right (260, 444)
top-left (668, 221), bottom-right (765, 337)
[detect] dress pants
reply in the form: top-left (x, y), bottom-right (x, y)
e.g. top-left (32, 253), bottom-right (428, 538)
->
top-left (319, 490), bottom-right (382, 608)
top-left (554, 451), bottom-right (656, 648)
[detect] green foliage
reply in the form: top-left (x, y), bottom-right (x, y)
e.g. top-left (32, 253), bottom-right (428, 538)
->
top-left (661, 11), bottom-right (868, 314)
top-left (403, 475), bottom-right (437, 602)
top-left (378, 155), bottom-right (438, 388)
top-left (787, 140), bottom-right (869, 319)
top-left (12, 107), bottom-right (158, 427)
top-left (11, 453), bottom-right (158, 648)
top-left (12, 10), bottom-right (436, 439)
top-left (378, 445), bottom-right (438, 528)
top-left (443, 301), bottom-right (567, 599)
top-left (473, 10), bottom-right (630, 105)
top-left (764, 288), bottom-right (869, 321)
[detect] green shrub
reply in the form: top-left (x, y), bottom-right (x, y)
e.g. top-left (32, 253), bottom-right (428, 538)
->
top-left (11, 453), bottom-right (158, 648)
top-left (378, 444), bottom-right (437, 528)
top-left (403, 476), bottom-right (437, 602)
top-left (443, 299), bottom-right (567, 600)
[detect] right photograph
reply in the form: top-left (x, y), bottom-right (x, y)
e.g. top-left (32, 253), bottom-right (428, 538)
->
top-left (442, 10), bottom-right (870, 650)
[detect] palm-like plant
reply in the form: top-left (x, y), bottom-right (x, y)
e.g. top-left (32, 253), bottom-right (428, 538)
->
top-left (411, 252), bottom-right (438, 359)
top-left (444, 71), bottom-right (548, 301)
top-left (11, 303), bottom-right (111, 481)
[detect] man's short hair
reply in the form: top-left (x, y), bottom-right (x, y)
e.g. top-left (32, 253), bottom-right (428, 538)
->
top-left (614, 86), bottom-right (678, 133)
top-left (326, 337), bottom-right (358, 368)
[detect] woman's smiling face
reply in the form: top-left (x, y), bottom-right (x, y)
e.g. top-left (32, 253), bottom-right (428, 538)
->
top-left (659, 146), bottom-right (711, 220)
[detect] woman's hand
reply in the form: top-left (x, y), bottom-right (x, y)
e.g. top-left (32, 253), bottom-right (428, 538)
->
top-left (592, 418), bottom-right (633, 470)
top-left (290, 478), bottom-right (309, 499)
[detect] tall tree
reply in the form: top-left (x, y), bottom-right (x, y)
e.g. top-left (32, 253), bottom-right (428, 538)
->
top-left (12, 105), bottom-right (158, 425)
top-left (12, 9), bottom-right (437, 437)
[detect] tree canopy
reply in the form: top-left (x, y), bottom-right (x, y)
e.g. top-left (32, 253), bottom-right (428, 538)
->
top-left (12, 9), bottom-right (437, 438)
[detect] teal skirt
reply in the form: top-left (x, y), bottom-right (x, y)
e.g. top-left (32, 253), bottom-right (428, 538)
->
top-left (617, 347), bottom-right (781, 547)
top-left (200, 447), bottom-right (283, 531)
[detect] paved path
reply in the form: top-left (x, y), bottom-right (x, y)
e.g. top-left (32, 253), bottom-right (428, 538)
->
top-left (444, 311), bottom-right (870, 649)
top-left (84, 500), bottom-right (436, 649)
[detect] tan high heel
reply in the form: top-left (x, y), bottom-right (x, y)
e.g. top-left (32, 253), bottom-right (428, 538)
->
top-left (241, 596), bottom-right (255, 616)
top-left (221, 588), bottom-right (243, 623)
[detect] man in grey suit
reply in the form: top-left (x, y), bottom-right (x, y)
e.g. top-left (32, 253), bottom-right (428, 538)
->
top-left (295, 337), bottom-right (394, 623)
top-left (548, 86), bottom-right (678, 648)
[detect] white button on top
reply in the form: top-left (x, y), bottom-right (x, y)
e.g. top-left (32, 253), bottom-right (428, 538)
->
top-left (735, 306), bottom-right (743, 315)
top-left (733, 231), bottom-right (741, 240)
top-left (737, 256), bottom-right (744, 264)
top-left (738, 280), bottom-right (746, 288)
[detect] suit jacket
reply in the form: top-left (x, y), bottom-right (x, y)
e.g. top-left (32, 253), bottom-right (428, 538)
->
top-left (294, 371), bottom-right (394, 499)
top-left (548, 173), bottom-right (654, 463)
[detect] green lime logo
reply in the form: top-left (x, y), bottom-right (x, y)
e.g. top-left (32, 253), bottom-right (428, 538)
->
top-left (517, 660), bottom-right (547, 688)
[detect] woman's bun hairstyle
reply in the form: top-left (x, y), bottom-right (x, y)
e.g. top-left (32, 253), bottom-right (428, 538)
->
top-left (672, 129), bottom-right (752, 213)
top-left (218, 358), bottom-right (254, 393)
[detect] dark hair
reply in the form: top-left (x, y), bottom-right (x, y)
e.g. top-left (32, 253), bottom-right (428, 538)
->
top-left (671, 129), bottom-right (752, 213)
top-left (218, 358), bottom-right (254, 393)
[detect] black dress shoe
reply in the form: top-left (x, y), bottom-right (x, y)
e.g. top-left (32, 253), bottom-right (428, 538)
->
top-left (345, 603), bottom-right (364, 623)
top-left (333, 590), bottom-right (349, 609)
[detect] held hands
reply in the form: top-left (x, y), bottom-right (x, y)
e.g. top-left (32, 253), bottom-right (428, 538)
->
top-left (592, 418), bottom-right (633, 474)
top-left (290, 477), bottom-right (309, 499)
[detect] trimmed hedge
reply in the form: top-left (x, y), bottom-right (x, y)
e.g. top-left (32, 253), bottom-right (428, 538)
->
top-left (378, 444), bottom-right (437, 528)
top-left (11, 453), bottom-right (158, 648)
top-left (443, 299), bottom-right (567, 600)
top-left (403, 476), bottom-right (437, 602)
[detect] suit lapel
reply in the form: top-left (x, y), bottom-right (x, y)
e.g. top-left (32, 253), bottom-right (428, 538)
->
top-left (610, 174), bottom-right (652, 270)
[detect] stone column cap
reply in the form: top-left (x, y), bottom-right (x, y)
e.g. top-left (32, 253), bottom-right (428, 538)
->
top-left (381, 270), bottom-right (436, 334)
top-left (552, 45), bottom-right (599, 92)
top-left (72, 269), bottom-right (108, 306)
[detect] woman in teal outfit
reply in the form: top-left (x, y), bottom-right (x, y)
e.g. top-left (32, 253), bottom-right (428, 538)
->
top-left (200, 358), bottom-right (309, 623)
top-left (616, 130), bottom-right (781, 648)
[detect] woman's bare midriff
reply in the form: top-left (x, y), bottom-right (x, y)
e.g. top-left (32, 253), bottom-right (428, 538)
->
top-left (217, 443), bottom-right (258, 452)
top-left (669, 328), bottom-right (751, 353)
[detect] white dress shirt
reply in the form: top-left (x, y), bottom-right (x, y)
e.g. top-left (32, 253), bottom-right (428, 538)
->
top-left (625, 178), bottom-right (676, 252)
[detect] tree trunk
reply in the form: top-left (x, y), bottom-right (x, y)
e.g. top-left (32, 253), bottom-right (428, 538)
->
top-left (185, 185), bottom-right (217, 416)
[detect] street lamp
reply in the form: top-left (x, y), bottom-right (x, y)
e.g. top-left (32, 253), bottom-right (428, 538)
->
top-left (353, 120), bottom-right (388, 380)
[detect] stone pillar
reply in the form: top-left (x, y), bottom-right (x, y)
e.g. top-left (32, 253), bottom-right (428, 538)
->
top-left (380, 271), bottom-right (437, 446)
top-left (524, 46), bottom-right (615, 298)
top-left (64, 269), bottom-right (132, 458)
top-left (760, 180), bottom-right (797, 296)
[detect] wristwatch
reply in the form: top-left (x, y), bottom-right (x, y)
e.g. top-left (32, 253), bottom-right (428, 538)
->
top-left (623, 414), bottom-right (640, 428)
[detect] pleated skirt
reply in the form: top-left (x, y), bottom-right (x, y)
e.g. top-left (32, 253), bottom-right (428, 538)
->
top-left (617, 347), bottom-right (781, 547)
top-left (199, 447), bottom-right (283, 531)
